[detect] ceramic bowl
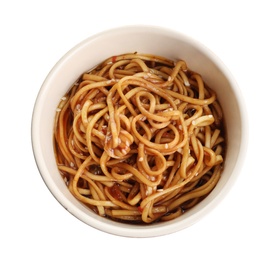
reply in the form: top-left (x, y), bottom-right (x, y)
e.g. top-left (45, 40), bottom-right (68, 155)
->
top-left (31, 25), bottom-right (248, 237)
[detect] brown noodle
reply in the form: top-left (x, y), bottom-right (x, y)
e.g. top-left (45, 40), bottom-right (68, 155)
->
top-left (54, 53), bottom-right (225, 224)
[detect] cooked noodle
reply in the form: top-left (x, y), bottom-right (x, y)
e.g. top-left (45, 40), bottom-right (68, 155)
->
top-left (54, 53), bottom-right (225, 224)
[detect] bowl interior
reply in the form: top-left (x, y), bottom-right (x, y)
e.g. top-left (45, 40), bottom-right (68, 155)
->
top-left (32, 26), bottom-right (247, 237)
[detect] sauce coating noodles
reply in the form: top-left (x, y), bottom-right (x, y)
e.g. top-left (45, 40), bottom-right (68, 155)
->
top-left (54, 53), bottom-right (225, 224)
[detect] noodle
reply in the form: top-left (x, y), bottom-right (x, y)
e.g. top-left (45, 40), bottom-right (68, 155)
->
top-left (54, 53), bottom-right (226, 224)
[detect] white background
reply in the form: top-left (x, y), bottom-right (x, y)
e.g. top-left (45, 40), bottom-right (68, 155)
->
top-left (1, 0), bottom-right (277, 259)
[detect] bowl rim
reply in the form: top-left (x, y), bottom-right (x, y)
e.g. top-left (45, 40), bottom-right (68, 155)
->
top-left (31, 25), bottom-right (248, 237)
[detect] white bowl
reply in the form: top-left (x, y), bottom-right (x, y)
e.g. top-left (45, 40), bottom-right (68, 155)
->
top-left (31, 25), bottom-right (248, 237)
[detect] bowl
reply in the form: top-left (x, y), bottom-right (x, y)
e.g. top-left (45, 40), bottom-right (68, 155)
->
top-left (31, 25), bottom-right (248, 237)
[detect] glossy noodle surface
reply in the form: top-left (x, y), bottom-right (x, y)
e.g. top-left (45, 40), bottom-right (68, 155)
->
top-left (54, 53), bottom-right (225, 224)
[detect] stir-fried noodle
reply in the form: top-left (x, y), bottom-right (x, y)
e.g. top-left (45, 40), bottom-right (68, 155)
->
top-left (54, 53), bottom-right (225, 223)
